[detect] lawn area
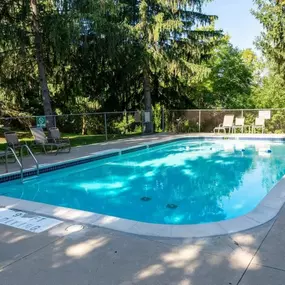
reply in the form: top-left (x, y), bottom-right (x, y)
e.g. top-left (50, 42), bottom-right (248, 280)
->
top-left (0, 132), bottom-right (141, 151)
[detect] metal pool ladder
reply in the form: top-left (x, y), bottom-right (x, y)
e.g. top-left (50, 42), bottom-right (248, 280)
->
top-left (5, 145), bottom-right (39, 182)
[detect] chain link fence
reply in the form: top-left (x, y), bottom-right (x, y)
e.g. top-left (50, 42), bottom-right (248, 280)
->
top-left (1, 108), bottom-right (285, 150)
top-left (0, 111), bottom-right (155, 149)
top-left (165, 109), bottom-right (285, 134)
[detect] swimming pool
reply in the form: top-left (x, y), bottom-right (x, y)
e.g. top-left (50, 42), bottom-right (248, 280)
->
top-left (1, 138), bottom-right (285, 225)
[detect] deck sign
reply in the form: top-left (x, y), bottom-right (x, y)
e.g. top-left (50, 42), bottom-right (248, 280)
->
top-left (258, 110), bottom-right (271, 120)
top-left (36, 116), bottom-right (46, 128)
top-left (0, 208), bottom-right (62, 233)
top-left (144, 111), bottom-right (151, 123)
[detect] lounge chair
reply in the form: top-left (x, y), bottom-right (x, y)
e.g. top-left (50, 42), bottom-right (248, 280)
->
top-left (4, 131), bottom-right (25, 153)
top-left (30, 127), bottom-right (71, 155)
top-left (232, 117), bottom-right (251, 133)
top-left (49, 127), bottom-right (71, 151)
top-left (213, 115), bottom-right (234, 133)
top-left (252, 117), bottom-right (265, 134)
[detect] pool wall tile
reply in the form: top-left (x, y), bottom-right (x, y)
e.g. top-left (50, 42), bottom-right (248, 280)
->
top-left (121, 145), bottom-right (147, 154)
top-left (0, 150), bottom-right (120, 184)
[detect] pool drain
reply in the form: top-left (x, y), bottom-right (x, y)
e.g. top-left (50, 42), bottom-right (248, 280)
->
top-left (141, 196), bottom-right (152, 202)
top-left (166, 204), bottom-right (178, 209)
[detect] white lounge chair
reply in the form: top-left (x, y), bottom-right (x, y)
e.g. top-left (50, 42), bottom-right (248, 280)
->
top-left (232, 117), bottom-right (251, 133)
top-left (252, 117), bottom-right (265, 134)
top-left (213, 115), bottom-right (234, 133)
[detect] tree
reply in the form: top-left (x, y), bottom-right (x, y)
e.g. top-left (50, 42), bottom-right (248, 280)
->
top-left (0, 0), bottom-right (56, 125)
top-left (252, 0), bottom-right (285, 133)
top-left (0, 0), bottom-right (131, 118)
top-left (192, 41), bottom-right (254, 108)
top-left (253, 72), bottom-right (285, 108)
top-left (30, 0), bottom-right (54, 127)
top-left (252, 0), bottom-right (285, 80)
top-left (0, 0), bottom-right (222, 134)
top-left (131, 0), bottom-right (221, 132)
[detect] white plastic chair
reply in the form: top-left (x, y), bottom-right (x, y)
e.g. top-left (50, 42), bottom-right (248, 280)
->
top-left (213, 115), bottom-right (234, 133)
top-left (232, 117), bottom-right (252, 133)
top-left (232, 117), bottom-right (245, 133)
top-left (252, 117), bottom-right (265, 134)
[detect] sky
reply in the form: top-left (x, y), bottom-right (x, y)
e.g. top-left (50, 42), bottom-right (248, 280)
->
top-left (204, 0), bottom-right (262, 51)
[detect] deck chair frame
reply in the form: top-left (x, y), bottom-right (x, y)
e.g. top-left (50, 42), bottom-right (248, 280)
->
top-left (30, 127), bottom-right (70, 155)
top-left (252, 117), bottom-right (265, 134)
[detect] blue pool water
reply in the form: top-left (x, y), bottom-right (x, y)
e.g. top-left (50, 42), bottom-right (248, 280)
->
top-left (1, 139), bottom-right (285, 225)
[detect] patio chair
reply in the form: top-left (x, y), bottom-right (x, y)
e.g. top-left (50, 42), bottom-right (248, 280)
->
top-left (213, 115), bottom-right (234, 133)
top-left (30, 127), bottom-right (71, 155)
top-left (49, 127), bottom-right (71, 151)
top-left (232, 117), bottom-right (251, 133)
top-left (4, 131), bottom-right (25, 154)
top-left (252, 117), bottom-right (265, 134)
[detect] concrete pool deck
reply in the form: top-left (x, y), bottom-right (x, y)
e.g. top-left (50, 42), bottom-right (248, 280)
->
top-left (1, 206), bottom-right (285, 284)
top-left (1, 133), bottom-right (285, 284)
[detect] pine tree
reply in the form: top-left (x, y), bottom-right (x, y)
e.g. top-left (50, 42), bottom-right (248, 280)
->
top-left (30, 0), bottom-right (54, 127)
top-left (130, 0), bottom-right (221, 132)
top-left (0, 0), bottom-right (221, 123)
top-left (1, 0), bottom-right (54, 126)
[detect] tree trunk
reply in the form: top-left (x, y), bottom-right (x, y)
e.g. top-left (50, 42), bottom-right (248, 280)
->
top-left (82, 115), bottom-right (87, 135)
top-left (143, 69), bottom-right (153, 133)
top-left (30, 0), bottom-right (54, 128)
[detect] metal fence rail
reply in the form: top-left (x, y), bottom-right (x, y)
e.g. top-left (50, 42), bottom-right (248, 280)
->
top-left (165, 109), bottom-right (285, 134)
top-left (0, 111), bottom-right (148, 144)
top-left (1, 109), bottom-right (285, 145)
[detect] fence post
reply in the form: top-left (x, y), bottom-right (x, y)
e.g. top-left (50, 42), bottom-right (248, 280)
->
top-left (241, 109), bottom-right (244, 118)
top-left (161, 107), bottom-right (165, 132)
top-left (104, 113), bottom-right (108, 140)
top-left (198, 110), bottom-right (201, 132)
top-left (141, 111), bottom-right (144, 134)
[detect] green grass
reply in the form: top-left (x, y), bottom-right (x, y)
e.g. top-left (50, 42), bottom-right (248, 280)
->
top-left (0, 132), bottom-right (141, 151)
top-left (64, 133), bottom-right (141, 147)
